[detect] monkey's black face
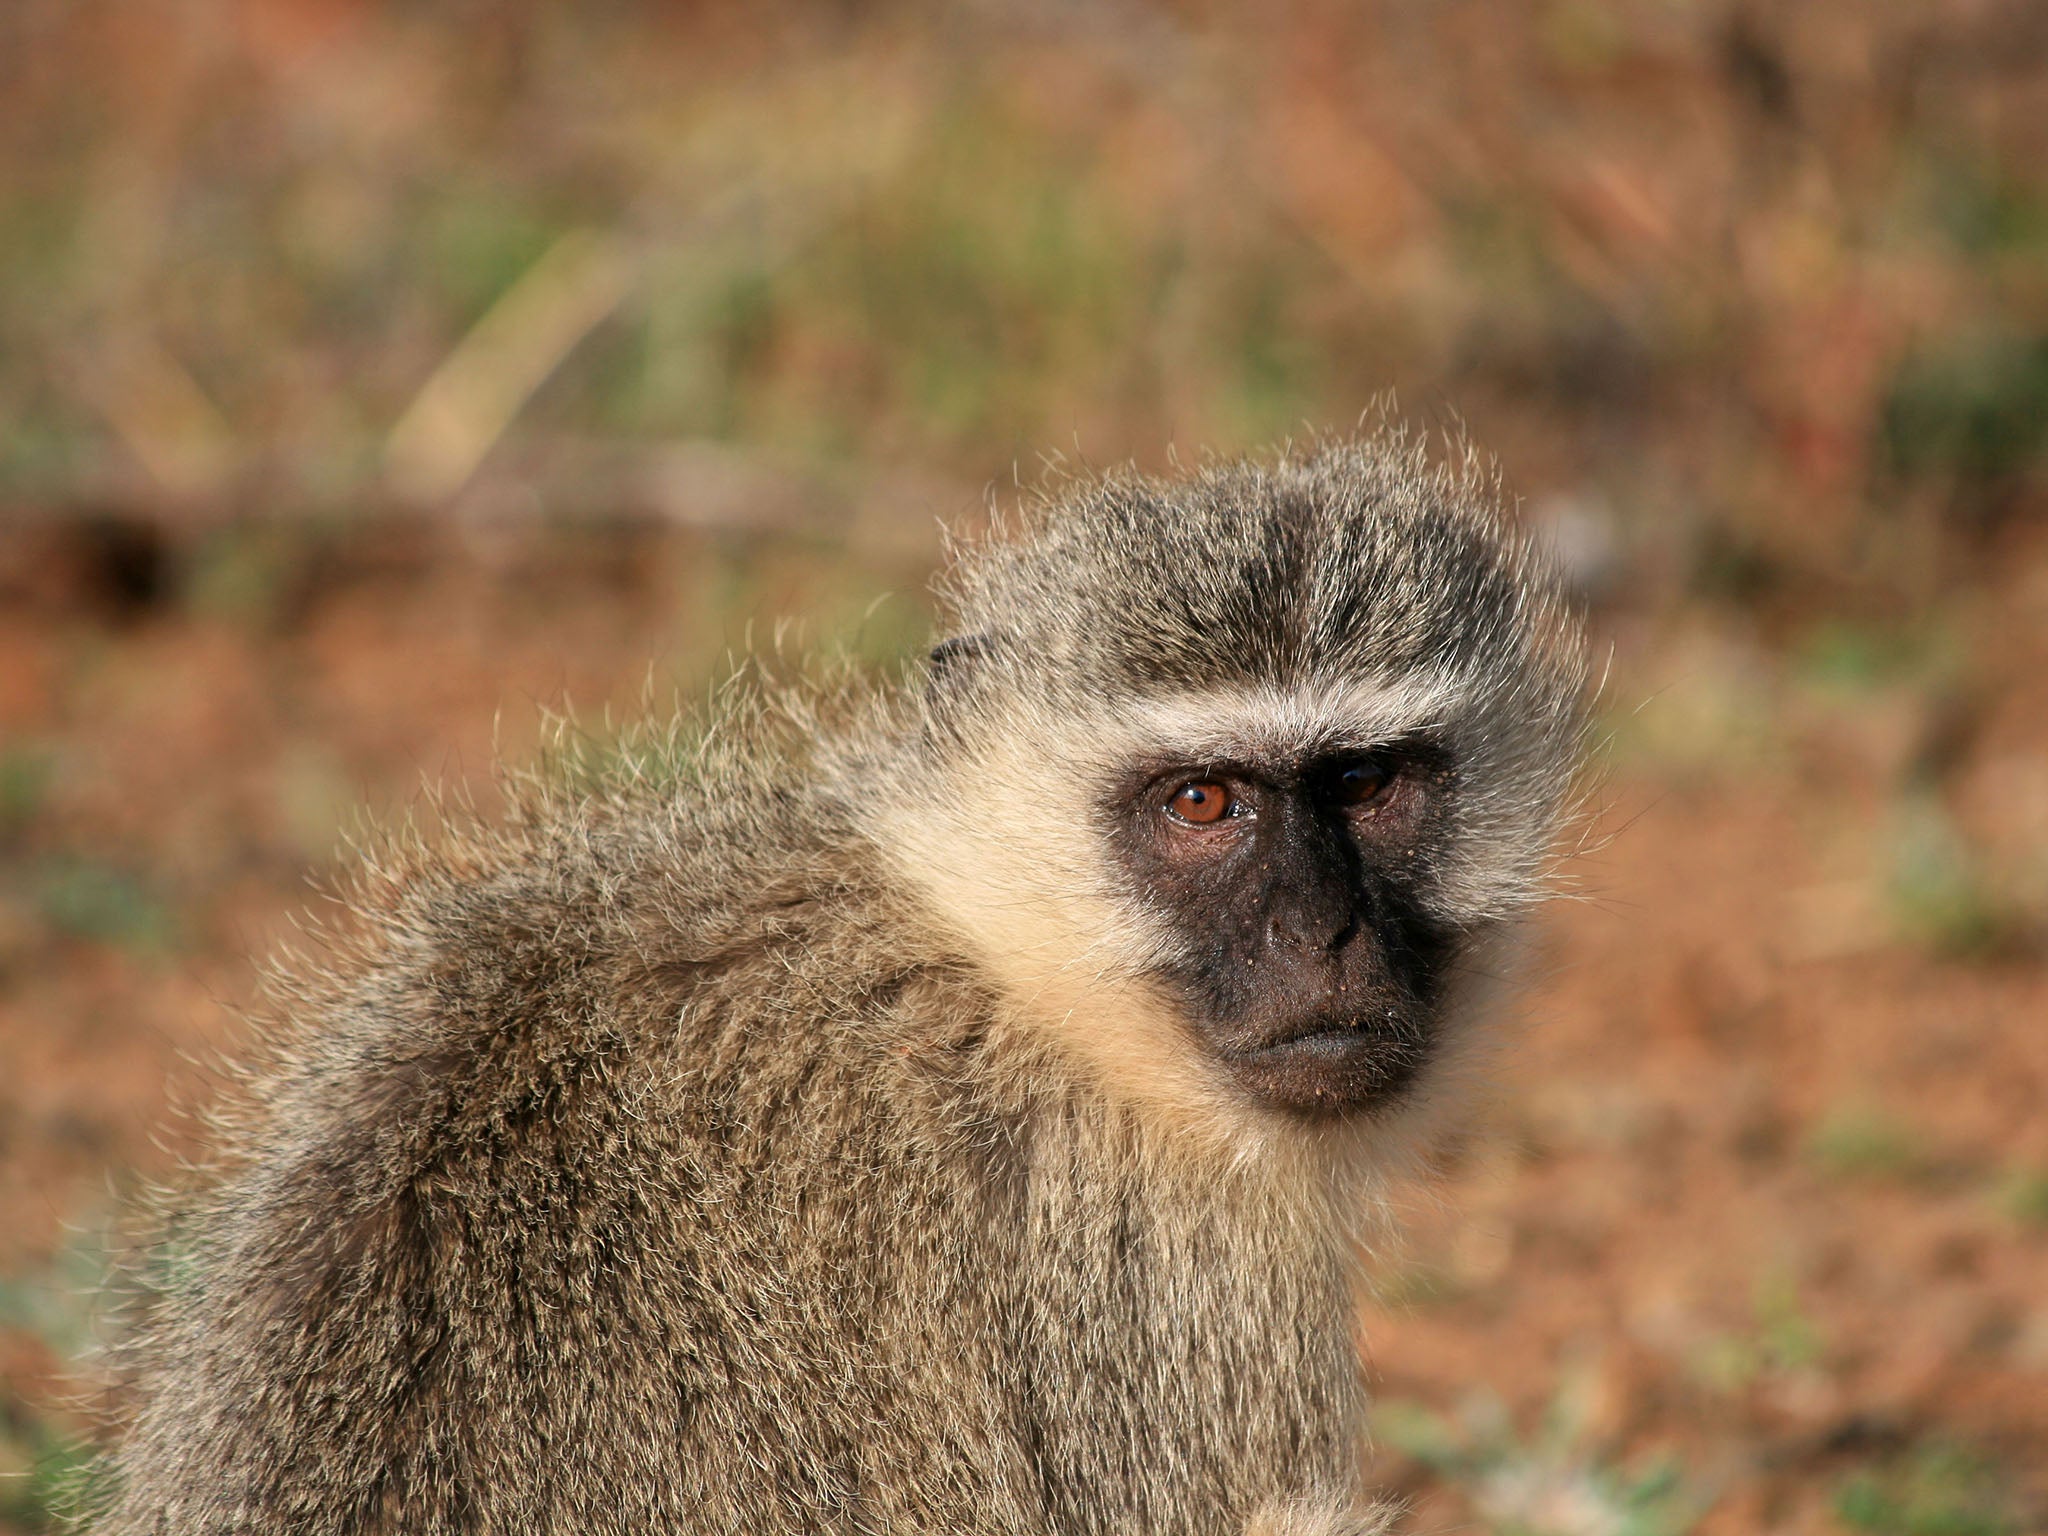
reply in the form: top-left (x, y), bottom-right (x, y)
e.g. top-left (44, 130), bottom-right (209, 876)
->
top-left (1109, 745), bottom-right (1459, 1118)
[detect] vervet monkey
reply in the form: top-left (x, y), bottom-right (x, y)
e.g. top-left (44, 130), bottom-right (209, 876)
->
top-left (100, 433), bottom-right (1585, 1535)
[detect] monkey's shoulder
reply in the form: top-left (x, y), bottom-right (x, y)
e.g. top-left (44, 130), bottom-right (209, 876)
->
top-left (227, 772), bottom-right (973, 1227)
top-left (110, 779), bottom-right (1010, 1528)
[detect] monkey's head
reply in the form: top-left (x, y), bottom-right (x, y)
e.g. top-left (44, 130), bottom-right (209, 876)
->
top-left (873, 435), bottom-right (1585, 1144)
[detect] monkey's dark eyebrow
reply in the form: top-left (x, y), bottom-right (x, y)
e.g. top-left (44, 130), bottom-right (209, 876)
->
top-left (1119, 734), bottom-right (1443, 786)
top-left (1307, 731), bottom-right (1450, 766)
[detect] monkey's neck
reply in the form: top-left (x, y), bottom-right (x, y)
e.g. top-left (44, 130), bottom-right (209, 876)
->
top-left (995, 1095), bottom-right (1372, 1527)
top-left (740, 866), bottom-right (1376, 1525)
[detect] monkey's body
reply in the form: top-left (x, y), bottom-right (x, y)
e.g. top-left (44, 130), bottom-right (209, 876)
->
top-left (102, 437), bottom-right (1582, 1534)
top-left (108, 771), bottom-right (1365, 1532)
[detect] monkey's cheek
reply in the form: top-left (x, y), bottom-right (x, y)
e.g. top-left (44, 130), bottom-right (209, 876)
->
top-left (1212, 1028), bottom-right (1431, 1118)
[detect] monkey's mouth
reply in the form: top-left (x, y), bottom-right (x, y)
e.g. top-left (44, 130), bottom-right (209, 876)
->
top-left (1213, 1013), bottom-right (1431, 1117)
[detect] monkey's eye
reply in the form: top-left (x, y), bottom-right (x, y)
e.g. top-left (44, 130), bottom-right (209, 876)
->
top-left (1329, 758), bottom-right (1394, 810)
top-left (1165, 781), bottom-right (1234, 825)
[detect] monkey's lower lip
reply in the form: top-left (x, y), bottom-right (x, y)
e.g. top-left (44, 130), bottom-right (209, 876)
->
top-left (1216, 1019), bottom-right (1429, 1115)
top-left (1240, 1015), bottom-right (1409, 1055)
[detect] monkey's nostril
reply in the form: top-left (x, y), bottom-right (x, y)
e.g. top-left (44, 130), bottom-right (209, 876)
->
top-left (1262, 889), bottom-right (1356, 952)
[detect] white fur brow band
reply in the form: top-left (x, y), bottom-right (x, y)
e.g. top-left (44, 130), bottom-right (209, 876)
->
top-left (1109, 676), bottom-right (1462, 761)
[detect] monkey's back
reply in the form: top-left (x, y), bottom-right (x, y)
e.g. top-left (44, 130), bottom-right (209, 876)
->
top-left (98, 754), bottom-right (1024, 1531)
top-left (100, 746), bottom-right (1367, 1534)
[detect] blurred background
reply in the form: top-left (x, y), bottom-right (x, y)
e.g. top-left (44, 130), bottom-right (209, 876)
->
top-left (3, 1), bottom-right (2046, 1530)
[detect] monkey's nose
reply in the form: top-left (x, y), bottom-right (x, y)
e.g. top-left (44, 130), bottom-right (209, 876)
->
top-left (1260, 886), bottom-right (1356, 953)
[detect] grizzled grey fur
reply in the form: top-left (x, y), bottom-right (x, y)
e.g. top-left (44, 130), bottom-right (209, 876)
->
top-left (98, 432), bottom-right (1585, 1535)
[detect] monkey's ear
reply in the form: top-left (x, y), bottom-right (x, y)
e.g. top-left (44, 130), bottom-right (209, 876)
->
top-left (926, 633), bottom-right (994, 685)
top-left (924, 633), bottom-right (1007, 721)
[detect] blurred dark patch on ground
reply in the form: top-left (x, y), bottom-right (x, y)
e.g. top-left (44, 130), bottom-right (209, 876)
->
top-left (3, 2), bottom-right (2046, 1531)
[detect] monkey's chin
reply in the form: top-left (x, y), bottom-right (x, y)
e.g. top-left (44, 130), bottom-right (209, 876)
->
top-left (1213, 1024), bottom-right (1430, 1118)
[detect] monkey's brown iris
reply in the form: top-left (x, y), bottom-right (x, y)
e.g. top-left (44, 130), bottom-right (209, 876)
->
top-left (1168, 782), bottom-right (1232, 824)
top-left (1331, 760), bottom-right (1391, 807)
